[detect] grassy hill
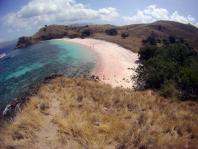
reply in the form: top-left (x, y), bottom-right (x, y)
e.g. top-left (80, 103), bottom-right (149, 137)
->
top-left (0, 77), bottom-right (197, 149)
top-left (16, 21), bottom-right (198, 53)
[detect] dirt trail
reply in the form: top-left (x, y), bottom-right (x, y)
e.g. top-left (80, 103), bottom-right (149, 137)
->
top-left (35, 96), bottom-right (61, 149)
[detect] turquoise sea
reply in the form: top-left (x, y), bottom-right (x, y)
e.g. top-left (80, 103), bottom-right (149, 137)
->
top-left (0, 40), bottom-right (96, 112)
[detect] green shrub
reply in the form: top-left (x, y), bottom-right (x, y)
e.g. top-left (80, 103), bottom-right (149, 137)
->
top-left (80, 29), bottom-right (92, 38)
top-left (136, 56), bottom-right (179, 89)
top-left (138, 46), bottom-right (157, 61)
top-left (159, 80), bottom-right (180, 98)
top-left (121, 32), bottom-right (129, 38)
top-left (135, 35), bottom-right (198, 99)
top-left (142, 33), bottom-right (157, 45)
top-left (105, 28), bottom-right (118, 36)
top-left (168, 36), bottom-right (176, 43)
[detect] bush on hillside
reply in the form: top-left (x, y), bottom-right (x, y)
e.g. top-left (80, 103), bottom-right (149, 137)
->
top-left (169, 36), bottom-right (176, 43)
top-left (135, 35), bottom-right (198, 99)
top-left (159, 80), bottom-right (180, 98)
top-left (121, 32), bottom-right (129, 39)
top-left (142, 32), bottom-right (158, 45)
top-left (138, 46), bottom-right (157, 61)
top-left (105, 28), bottom-right (118, 36)
top-left (80, 29), bottom-right (92, 38)
top-left (40, 33), bottom-right (66, 40)
top-left (42, 25), bottom-right (48, 31)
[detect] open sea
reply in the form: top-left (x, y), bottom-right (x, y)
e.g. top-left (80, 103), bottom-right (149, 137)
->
top-left (0, 40), bottom-right (96, 112)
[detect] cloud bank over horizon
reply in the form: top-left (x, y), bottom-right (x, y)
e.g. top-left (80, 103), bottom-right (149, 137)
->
top-left (3, 0), bottom-right (119, 31)
top-left (2, 0), bottom-right (198, 35)
top-left (123, 5), bottom-right (197, 26)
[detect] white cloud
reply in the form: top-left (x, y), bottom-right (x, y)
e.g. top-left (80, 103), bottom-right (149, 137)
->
top-left (3, 2), bottom-right (198, 31)
top-left (123, 5), bottom-right (197, 26)
top-left (4, 0), bottom-right (119, 30)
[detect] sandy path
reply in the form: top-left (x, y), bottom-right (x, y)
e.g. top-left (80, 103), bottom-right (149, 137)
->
top-left (35, 96), bottom-right (61, 149)
top-left (57, 38), bottom-right (138, 89)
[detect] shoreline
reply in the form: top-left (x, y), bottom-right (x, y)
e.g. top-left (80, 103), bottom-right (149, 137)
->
top-left (1, 38), bottom-right (139, 118)
top-left (56, 38), bottom-right (139, 89)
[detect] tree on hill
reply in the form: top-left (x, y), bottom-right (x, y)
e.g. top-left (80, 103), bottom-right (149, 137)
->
top-left (43, 25), bottom-right (48, 31)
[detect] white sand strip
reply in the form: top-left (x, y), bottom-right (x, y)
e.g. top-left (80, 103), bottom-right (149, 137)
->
top-left (57, 38), bottom-right (138, 89)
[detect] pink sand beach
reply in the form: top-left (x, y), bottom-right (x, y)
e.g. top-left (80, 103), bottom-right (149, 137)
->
top-left (57, 38), bottom-right (138, 89)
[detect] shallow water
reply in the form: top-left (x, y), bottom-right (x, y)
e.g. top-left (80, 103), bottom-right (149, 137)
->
top-left (0, 40), bottom-right (96, 111)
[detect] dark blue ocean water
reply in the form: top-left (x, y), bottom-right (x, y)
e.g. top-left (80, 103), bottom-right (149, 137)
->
top-left (0, 40), bottom-right (96, 111)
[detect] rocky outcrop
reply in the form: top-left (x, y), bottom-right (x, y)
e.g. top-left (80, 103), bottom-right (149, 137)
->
top-left (43, 74), bottom-right (63, 83)
top-left (90, 75), bottom-right (100, 81)
top-left (2, 98), bottom-right (25, 119)
top-left (16, 37), bottom-right (34, 49)
top-left (16, 25), bottom-right (81, 48)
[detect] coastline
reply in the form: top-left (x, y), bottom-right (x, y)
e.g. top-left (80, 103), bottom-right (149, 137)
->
top-left (55, 38), bottom-right (139, 89)
top-left (1, 38), bottom-right (138, 118)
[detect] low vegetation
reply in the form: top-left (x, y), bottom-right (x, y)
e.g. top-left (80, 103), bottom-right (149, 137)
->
top-left (105, 28), bottom-right (118, 36)
top-left (80, 29), bottom-right (92, 38)
top-left (135, 35), bottom-right (198, 99)
top-left (0, 77), bottom-right (197, 149)
top-left (121, 32), bottom-right (129, 39)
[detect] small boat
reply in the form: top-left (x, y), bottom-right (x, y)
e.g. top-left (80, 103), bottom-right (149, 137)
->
top-left (0, 53), bottom-right (8, 61)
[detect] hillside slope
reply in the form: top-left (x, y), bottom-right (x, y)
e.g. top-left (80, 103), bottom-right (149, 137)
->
top-left (0, 77), bottom-right (197, 149)
top-left (16, 21), bottom-right (198, 52)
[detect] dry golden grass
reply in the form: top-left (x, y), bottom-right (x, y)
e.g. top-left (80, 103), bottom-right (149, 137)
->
top-left (0, 86), bottom-right (51, 149)
top-left (0, 77), bottom-right (198, 149)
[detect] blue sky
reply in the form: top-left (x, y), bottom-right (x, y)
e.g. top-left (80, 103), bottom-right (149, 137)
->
top-left (0, 0), bottom-right (197, 42)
